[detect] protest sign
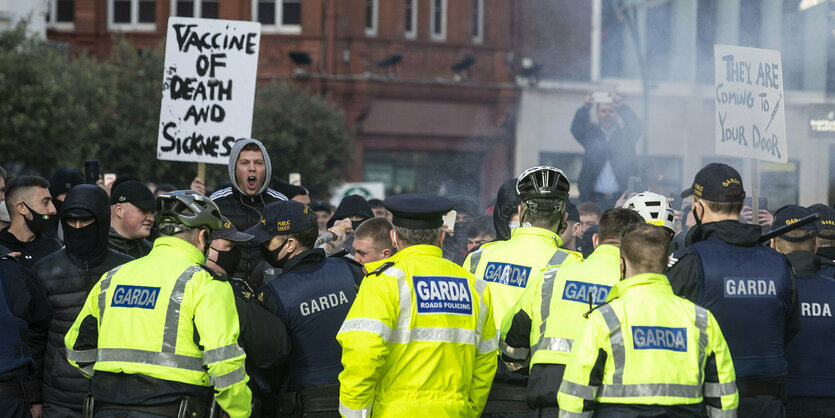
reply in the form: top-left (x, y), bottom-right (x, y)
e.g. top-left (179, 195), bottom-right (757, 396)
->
top-left (714, 45), bottom-right (787, 163)
top-left (157, 17), bottom-right (261, 164)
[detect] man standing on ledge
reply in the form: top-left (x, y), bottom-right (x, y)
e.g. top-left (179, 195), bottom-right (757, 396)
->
top-left (338, 194), bottom-right (497, 417)
top-left (570, 92), bottom-right (641, 209)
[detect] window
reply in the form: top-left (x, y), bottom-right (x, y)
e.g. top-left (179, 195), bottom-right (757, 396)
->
top-left (431, 0), bottom-right (447, 40)
top-left (109, 0), bottom-right (155, 30)
top-left (405, 0), bottom-right (417, 39)
top-left (365, 0), bottom-right (378, 36)
top-left (253, 0), bottom-right (301, 33)
top-left (472, 0), bottom-right (483, 43)
top-left (46, 0), bottom-right (75, 27)
top-left (172, 0), bottom-right (218, 19)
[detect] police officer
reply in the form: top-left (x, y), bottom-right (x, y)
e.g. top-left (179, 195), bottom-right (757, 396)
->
top-left (65, 191), bottom-right (251, 417)
top-left (668, 163), bottom-right (799, 418)
top-left (807, 203), bottom-right (835, 278)
top-left (559, 223), bottom-right (739, 416)
top-left (463, 166), bottom-right (582, 417)
top-left (337, 194), bottom-right (498, 417)
top-left (247, 200), bottom-right (363, 417)
top-left (206, 216), bottom-right (291, 417)
top-left (0, 248), bottom-right (51, 418)
top-left (768, 205), bottom-right (835, 417)
top-left (502, 208), bottom-right (644, 415)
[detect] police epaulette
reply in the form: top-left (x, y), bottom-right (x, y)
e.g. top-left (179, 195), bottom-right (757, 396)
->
top-left (667, 248), bottom-right (692, 269)
top-left (368, 261), bottom-right (395, 277)
top-left (200, 264), bottom-right (226, 281)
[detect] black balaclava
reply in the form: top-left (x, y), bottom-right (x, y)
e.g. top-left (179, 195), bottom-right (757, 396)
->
top-left (493, 178), bottom-right (520, 241)
top-left (327, 195), bottom-right (374, 228)
top-left (61, 185), bottom-right (111, 268)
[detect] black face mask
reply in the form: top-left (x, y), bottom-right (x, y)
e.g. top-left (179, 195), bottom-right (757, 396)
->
top-left (261, 239), bottom-right (290, 269)
top-left (64, 220), bottom-right (98, 259)
top-left (23, 202), bottom-right (57, 235)
top-left (453, 221), bottom-right (471, 249)
top-left (211, 245), bottom-right (241, 276)
top-left (351, 220), bottom-right (364, 231)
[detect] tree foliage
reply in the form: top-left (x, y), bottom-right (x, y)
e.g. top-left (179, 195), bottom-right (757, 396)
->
top-left (0, 22), bottom-right (353, 196)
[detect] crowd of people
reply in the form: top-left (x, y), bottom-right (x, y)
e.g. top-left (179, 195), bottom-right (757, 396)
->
top-left (0, 97), bottom-right (833, 418)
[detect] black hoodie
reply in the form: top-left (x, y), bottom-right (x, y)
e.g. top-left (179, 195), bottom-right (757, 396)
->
top-left (33, 185), bottom-right (133, 410)
top-left (493, 178), bottom-right (520, 241)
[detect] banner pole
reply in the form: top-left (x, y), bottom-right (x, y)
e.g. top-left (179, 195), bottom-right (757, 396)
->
top-left (751, 158), bottom-right (759, 225)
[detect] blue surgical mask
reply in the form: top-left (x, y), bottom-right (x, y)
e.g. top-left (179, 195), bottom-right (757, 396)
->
top-left (508, 220), bottom-right (521, 231)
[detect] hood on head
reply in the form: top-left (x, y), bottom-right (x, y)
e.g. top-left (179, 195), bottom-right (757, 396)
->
top-left (493, 178), bottom-right (520, 241)
top-left (227, 138), bottom-right (273, 196)
top-left (61, 184), bottom-right (111, 264)
top-left (328, 195), bottom-right (374, 228)
top-left (450, 196), bottom-right (480, 220)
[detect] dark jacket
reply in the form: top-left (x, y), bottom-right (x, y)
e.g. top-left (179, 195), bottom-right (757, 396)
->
top-left (667, 220), bottom-right (801, 384)
top-left (570, 104), bottom-right (641, 201)
top-left (210, 139), bottom-right (286, 287)
top-left (0, 255), bottom-right (52, 405)
top-left (107, 227), bottom-right (152, 259)
top-left (33, 185), bottom-right (133, 410)
top-left (0, 227), bottom-right (61, 269)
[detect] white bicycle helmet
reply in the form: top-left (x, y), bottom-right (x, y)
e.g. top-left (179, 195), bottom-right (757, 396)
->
top-left (622, 191), bottom-right (676, 234)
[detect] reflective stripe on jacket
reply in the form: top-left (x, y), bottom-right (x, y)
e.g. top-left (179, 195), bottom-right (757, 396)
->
top-left (558, 273), bottom-right (738, 416)
top-left (65, 236), bottom-right (251, 418)
top-left (337, 244), bottom-right (497, 418)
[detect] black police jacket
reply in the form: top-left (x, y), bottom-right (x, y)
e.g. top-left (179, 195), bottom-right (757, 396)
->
top-left (258, 249), bottom-right (363, 391)
top-left (33, 248), bottom-right (132, 409)
top-left (0, 255), bottom-right (52, 403)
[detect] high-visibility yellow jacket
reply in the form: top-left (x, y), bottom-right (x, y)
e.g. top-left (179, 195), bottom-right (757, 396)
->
top-left (557, 273), bottom-right (738, 417)
top-left (463, 226), bottom-right (582, 330)
top-left (502, 244), bottom-right (621, 368)
top-left (337, 244), bottom-right (498, 418)
top-left (65, 236), bottom-right (251, 418)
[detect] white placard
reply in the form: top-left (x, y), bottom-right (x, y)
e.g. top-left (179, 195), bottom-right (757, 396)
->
top-left (330, 182), bottom-right (386, 207)
top-left (714, 44), bottom-right (787, 163)
top-left (157, 17), bottom-right (261, 164)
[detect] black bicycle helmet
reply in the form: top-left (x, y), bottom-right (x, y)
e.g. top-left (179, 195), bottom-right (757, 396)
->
top-left (516, 166), bottom-right (570, 209)
top-left (156, 190), bottom-right (223, 235)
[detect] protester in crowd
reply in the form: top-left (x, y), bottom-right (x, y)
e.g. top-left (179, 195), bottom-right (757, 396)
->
top-left (210, 138), bottom-right (288, 287)
top-left (670, 205), bottom-right (695, 254)
top-left (576, 201), bottom-right (601, 235)
top-left (273, 180), bottom-right (310, 205)
top-left (0, 247), bottom-right (52, 418)
top-left (560, 201), bottom-right (581, 252)
top-left (66, 191), bottom-right (251, 418)
top-left (352, 217), bottom-right (395, 267)
top-left (502, 208), bottom-right (644, 414)
top-left (47, 167), bottom-right (84, 240)
top-left (570, 92), bottom-right (641, 209)
top-left (492, 178), bottom-right (520, 241)
top-left (807, 204), bottom-right (835, 278)
top-left (768, 205), bottom-right (835, 417)
top-left (0, 203), bottom-right (10, 230)
top-left (0, 176), bottom-right (61, 268)
top-left (367, 198), bottom-right (391, 221)
top-left (33, 185), bottom-right (133, 416)
top-left (310, 201), bottom-right (332, 235)
top-left (0, 165), bottom-right (6, 202)
top-left (558, 223), bottom-right (738, 415)
top-left (108, 180), bottom-right (155, 258)
top-left (153, 183), bottom-right (176, 197)
top-left (668, 163), bottom-right (798, 417)
top-left (444, 196), bottom-right (480, 264)
top-left (248, 200), bottom-right (363, 416)
top-left (321, 195), bottom-right (374, 256)
top-left (338, 194), bottom-right (497, 417)
top-left (463, 167), bottom-right (582, 417)
top-left (740, 199), bottom-right (774, 227)
top-left (466, 215), bottom-right (496, 252)
top-left (205, 216), bottom-right (290, 417)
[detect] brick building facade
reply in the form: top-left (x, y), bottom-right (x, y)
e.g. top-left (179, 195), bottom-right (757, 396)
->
top-left (47, 0), bottom-right (520, 204)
